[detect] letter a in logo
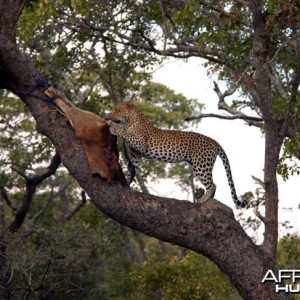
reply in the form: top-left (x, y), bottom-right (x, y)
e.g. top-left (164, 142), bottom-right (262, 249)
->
top-left (262, 270), bottom-right (278, 283)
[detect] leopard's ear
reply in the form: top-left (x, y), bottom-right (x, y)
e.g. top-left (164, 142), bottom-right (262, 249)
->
top-left (125, 99), bottom-right (135, 109)
top-left (125, 99), bottom-right (134, 107)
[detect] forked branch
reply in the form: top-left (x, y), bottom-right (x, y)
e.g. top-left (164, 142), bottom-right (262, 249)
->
top-left (186, 81), bottom-right (263, 127)
top-left (7, 152), bottom-right (60, 232)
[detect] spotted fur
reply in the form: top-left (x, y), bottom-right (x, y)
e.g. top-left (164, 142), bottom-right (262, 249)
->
top-left (106, 101), bottom-right (248, 209)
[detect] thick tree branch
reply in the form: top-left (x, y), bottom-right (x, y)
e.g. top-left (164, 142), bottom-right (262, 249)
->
top-left (0, 0), bottom-right (26, 40)
top-left (8, 153), bottom-right (61, 233)
top-left (0, 34), bottom-right (41, 91)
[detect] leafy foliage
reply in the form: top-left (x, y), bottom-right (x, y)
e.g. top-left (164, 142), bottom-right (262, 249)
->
top-left (139, 81), bottom-right (202, 129)
top-left (278, 133), bottom-right (300, 180)
top-left (6, 204), bottom-right (131, 299)
top-left (5, 204), bottom-right (241, 300)
top-left (277, 235), bottom-right (300, 269)
top-left (277, 235), bottom-right (300, 300)
top-left (129, 251), bottom-right (240, 300)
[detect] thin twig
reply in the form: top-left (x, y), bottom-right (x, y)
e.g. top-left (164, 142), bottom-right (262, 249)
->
top-left (185, 113), bottom-right (263, 122)
top-left (0, 185), bottom-right (17, 211)
top-left (252, 175), bottom-right (266, 224)
top-left (253, 207), bottom-right (266, 223)
top-left (62, 191), bottom-right (87, 222)
top-left (11, 166), bottom-right (29, 181)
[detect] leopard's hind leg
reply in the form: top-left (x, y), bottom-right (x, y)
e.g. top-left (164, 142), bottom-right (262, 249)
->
top-left (192, 158), bottom-right (216, 203)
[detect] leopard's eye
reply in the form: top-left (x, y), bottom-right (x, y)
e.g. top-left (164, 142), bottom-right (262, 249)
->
top-left (113, 120), bottom-right (122, 124)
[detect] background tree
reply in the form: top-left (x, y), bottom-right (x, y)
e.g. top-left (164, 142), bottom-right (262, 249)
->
top-left (0, 0), bottom-right (299, 299)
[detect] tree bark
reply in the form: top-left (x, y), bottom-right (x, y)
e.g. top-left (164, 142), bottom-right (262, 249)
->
top-left (0, 0), bottom-right (26, 40)
top-left (250, 0), bottom-right (283, 260)
top-left (261, 127), bottom-right (281, 259)
top-left (0, 34), bottom-right (292, 300)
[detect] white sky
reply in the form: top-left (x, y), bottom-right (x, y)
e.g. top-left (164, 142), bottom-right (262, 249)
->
top-left (150, 57), bottom-right (300, 239)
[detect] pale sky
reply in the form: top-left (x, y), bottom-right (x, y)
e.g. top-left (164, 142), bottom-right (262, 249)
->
top-left (150, 57), bottom-right (300, 239)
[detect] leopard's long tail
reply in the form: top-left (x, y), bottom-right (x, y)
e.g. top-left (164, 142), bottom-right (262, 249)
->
top-left (218, 148), bottom-right (248, 209)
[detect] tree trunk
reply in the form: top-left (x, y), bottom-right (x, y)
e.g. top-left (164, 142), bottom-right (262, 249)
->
top-left (250, 0), bottom-right (285, 260)
top-left (262, 127), bottom-right (282, 259)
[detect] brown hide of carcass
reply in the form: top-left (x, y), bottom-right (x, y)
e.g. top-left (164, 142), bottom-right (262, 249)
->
top-left (45, 87), bottom-right (126, 184)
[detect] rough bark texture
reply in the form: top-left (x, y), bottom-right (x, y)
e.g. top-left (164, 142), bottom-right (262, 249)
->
top-left (250, 0), bottom-right (282, 260)
top-left (0, 0), bottom-right (25, 40)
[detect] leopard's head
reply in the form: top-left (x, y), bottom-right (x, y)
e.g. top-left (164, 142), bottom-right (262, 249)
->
top-left (105, 100), bottom-right (140, 136)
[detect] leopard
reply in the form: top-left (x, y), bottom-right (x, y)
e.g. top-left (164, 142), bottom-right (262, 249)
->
top-left (106, 100), bottom-right (248, 209)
